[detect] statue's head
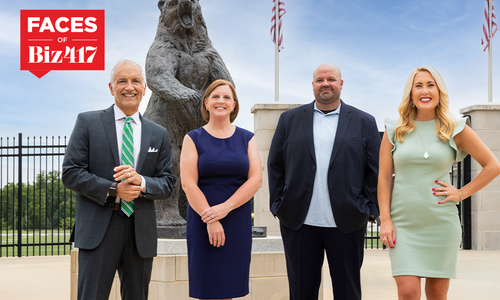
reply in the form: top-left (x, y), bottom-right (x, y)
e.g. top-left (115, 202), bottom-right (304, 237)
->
top-left (158, 0), bottom-right (207, 32)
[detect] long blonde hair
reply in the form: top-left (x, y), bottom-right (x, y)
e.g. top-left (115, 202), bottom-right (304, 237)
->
top-left (395, 66), bottom-right (456, 142)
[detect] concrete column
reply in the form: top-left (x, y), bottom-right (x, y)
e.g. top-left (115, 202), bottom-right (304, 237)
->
top-left (460, 104), bottom-right (500, 250)
top-left (251, 103), bottom-right (301, 237)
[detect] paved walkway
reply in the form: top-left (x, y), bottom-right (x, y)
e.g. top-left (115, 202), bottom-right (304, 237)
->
top-left (326, 249), bottom-right (500, 300)
top-left (0, 250), bottom-right (499, 299)
top-left (0, 255), bottom-right (70, 300)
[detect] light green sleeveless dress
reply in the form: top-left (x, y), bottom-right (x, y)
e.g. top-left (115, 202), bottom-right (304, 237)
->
top-left (385, 118), bottom-right (468, 278)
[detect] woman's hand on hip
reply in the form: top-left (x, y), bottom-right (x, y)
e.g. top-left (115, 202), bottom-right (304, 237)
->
top-left (433, 180), bottom-right (462, 204)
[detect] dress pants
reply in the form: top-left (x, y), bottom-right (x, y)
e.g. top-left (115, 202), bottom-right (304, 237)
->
top-left (280, 223), bottom-right (365, 300)
top-left (77, 211), bottom-right (153, 300)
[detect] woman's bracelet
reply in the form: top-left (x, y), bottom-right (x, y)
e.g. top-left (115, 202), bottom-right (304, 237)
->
top-left (458, 189), bottom-right (463, 202)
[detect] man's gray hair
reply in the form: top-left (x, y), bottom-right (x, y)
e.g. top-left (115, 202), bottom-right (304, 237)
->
top-left (109, 59), bottom-right (145, 85)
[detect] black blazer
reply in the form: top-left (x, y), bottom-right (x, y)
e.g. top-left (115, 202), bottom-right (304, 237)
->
top-left (268, 101), bottom-right (380, 233)
top-left (62, 105), bottom-right (176, 258)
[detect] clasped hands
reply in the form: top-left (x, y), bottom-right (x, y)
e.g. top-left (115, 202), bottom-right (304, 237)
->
top-left (200, 203), bottom-right (230, 224)
top-left (113, 165), bottom-right (144, 202)
top-left (201, 203), bottom-right (231, 248)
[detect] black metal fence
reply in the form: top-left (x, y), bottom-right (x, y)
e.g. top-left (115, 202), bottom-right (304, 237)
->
top-left (454, 157), bottom-right (472, 249)
top-left (0, 133), bottom-right (75, 257)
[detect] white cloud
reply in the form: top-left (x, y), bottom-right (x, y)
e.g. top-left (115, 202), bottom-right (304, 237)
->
top-left (0, 11), bottom-right (20, 49)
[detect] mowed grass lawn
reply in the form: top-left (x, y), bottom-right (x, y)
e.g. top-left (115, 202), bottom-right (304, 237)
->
top-left (1, 229), bottom-right (72, 257)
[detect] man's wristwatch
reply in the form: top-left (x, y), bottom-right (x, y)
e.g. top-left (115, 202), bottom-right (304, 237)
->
top-left (108, 182), bottom-right (118, 197)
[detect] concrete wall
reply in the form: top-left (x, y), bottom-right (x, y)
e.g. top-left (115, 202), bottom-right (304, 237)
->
top-left (251, 103), bottom-right (301, 237)
top-left (460, 104), bottom-right (500, 250)
top-left (70, 237), bottom-right (302, 300)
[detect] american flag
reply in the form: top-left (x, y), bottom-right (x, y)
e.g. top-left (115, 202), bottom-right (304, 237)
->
top-left (271, 0), bottom-right (286, 52)
top-left (482, 0), bottom-right (498, 51)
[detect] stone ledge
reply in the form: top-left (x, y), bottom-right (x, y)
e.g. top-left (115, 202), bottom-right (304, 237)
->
top-left (251, 236), bottom-right (284, 253)
top-left (460, 104), bottom-right (500, 114)
top-left (157, 236), bottom-right (284, 256)
top-left (157, 239), bottom-right (187, 255)
top-left (251, 103), bottom-right (302, 113)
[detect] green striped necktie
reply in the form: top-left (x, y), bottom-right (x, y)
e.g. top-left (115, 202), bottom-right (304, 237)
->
top-left (121, 116), bottom-right (135, 217)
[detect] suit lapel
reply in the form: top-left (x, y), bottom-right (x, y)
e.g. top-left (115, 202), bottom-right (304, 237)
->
top-left (302, 102), bottom-right (316, 162)
top-left (101, 106), bottom-right (120, 166)
top-left (329, 101), bottom-right (352, 166)
top-left (136, 114), bottom-right (152, 173)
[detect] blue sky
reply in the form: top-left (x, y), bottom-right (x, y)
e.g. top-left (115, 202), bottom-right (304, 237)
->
top-left (1, 0), bottom-right (498, 140)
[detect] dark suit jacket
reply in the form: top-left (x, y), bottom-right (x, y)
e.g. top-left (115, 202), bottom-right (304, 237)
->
top-left (268, 100), bottom-right (380, 233)
top-left (62, 105), bottom-right (175, 258)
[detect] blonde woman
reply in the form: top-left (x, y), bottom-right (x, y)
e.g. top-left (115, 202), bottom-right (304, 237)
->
top-left (378, 66), bottom-right (500, 300)
top-left (180, 79), bottom-right (262, 300)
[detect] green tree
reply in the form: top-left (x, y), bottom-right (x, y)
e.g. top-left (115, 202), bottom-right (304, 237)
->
top-left (0, 182), bottom-right (26, 230)
top-left (0, 171), bottom-right (76, 231)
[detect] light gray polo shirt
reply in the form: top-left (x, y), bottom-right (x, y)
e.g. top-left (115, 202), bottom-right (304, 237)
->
top-left (303, 102), bottom-right (340, 227)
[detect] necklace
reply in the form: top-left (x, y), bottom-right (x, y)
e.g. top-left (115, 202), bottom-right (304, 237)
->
top-left (415, 125), bottom-right (435, 159)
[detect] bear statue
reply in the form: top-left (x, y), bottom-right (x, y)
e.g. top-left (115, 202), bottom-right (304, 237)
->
top-left (144, 0), bottom-right (234, 226)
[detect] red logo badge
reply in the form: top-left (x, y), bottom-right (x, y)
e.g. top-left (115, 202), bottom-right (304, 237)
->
top-left (20, 10), bottom-right (105, 78)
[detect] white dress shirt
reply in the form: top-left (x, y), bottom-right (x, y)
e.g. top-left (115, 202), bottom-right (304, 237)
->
top-left (114, 105), bottom-right (142, 164)
top-left (112, 105), bottom-right (146, 200)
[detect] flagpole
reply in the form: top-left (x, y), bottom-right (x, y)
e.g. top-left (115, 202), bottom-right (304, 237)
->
top-left (488, 0), bottom-right (493, 102)
top-left (275, 0), bottom-right (279, 102)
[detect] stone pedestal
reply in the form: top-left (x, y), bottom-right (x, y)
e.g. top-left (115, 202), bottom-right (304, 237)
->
top-left (157, 226), bottom-right (187, 239)
top-left (460, 104), bottom-right (500, 250)
top-left (251, 103), bottom-right (301, 237)
top-left (70, 237), bottom-right (306, 300)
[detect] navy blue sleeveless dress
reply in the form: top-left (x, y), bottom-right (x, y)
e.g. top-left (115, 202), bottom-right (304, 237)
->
top-left (186, 126), bottom-right (254, 299)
